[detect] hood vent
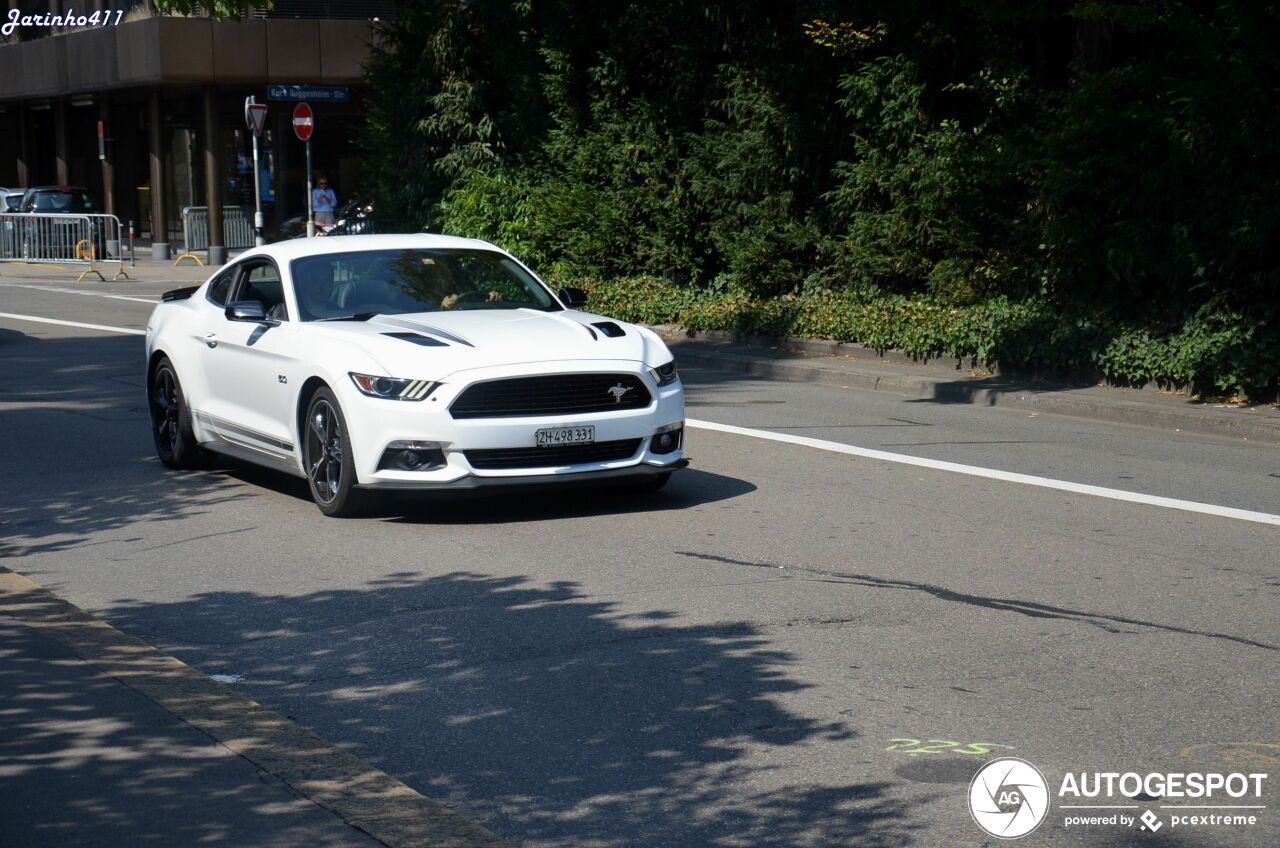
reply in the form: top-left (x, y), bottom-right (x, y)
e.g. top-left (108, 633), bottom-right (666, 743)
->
top-left (591, 321), bottom-right (625, 338)
top-left (378, 317), bottom-right (474, 347)
top-left (381, 332), bottom-right (448, 347)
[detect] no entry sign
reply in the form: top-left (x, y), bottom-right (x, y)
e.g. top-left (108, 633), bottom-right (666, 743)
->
top-left (292, 102), bottom-right (314, 142)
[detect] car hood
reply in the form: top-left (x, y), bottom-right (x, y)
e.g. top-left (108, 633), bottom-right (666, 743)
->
top-left (301, 308), bottom-right (663, 378)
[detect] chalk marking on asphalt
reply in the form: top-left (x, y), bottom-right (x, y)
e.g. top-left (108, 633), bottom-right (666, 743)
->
top-left (687, 418), bottom-right (1280, 527)
top-left (0, 312), bottom-right (146, 336)
top-left (884, 738), bottom-right (1016, 757)
top-left (0, 283), bottom-right (160, 304)
top-left (0, 567), bottom-right (506, 848)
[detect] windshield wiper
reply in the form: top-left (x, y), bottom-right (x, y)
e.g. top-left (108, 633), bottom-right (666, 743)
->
top-left (315, 312), bottom-right (380, 322)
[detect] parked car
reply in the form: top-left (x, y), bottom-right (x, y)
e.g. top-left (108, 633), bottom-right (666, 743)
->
top-left (144, 234), bottom-right (687, 516)
top-left (20, 185), bottom-right (97, 214)
top-left (0, 189), bottom-right (22, 257)
top-left (18, 186), bottom-right (101, 260)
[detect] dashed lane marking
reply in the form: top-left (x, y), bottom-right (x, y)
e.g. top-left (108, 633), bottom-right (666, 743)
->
top-left (0, 283), bottom-right (160, 304)
top-left (0, 312), bottom-right (146, 335)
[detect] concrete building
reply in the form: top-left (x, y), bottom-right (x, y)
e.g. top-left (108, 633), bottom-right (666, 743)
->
top-left (0, 1), bottom-right (391, 261)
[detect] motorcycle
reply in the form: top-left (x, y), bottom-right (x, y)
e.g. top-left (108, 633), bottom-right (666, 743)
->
top-left (316, 200), bottom-right (376, 237)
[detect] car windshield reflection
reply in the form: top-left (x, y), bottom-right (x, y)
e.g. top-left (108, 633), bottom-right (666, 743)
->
top-left (291, 248), bottom-right (560, 322)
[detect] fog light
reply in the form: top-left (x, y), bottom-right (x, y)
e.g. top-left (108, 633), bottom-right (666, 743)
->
top-left (377, 441), bottom-right (446, 471)
top-left (651, 425), bottom-right (682, 455)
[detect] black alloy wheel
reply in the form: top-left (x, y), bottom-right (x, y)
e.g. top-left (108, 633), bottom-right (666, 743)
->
top-left (303, 387), bottom-right (374, 517)
top-left (149, 358), bottom-right (204, 469)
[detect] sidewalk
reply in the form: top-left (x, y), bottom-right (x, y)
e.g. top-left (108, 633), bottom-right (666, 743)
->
top-left (0, 569), bottom-right (506, 848)
top-left (656, 326), bottom-right (1280, 446)
top-left (0, 615), bottom-right (387, 848)
top-left (0, 256), bottom-right (219, 287)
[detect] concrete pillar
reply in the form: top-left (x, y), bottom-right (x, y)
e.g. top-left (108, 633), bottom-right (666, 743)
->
top-left (147, 88), bottom-right (170, 260)
top-left (97, 95), bottom-right (115, 216)
top-left (15, 104), bottom-right (29, 190)
top-left (202, 86), bottom-right (225, 265)
top-left (54, 100), bottom-right (68, 185)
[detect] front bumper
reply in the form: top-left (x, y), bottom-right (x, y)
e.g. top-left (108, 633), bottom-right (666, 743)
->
top-left (339, 360), bottom-right (686, 490)
top-left (358, 458), bottom-right (688, 491)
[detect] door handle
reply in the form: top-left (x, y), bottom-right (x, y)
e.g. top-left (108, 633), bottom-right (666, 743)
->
top-left (205, 333), bottom-right (218, 348)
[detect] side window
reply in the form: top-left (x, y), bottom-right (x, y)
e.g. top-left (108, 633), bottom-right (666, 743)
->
top-left (206, 266), bottom-right (236, 307)
top-left (239, 262), bottom-right (288, 321)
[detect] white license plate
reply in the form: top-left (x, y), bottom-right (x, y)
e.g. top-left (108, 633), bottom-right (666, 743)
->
top-left (535, 426), bottom-right (595, 447)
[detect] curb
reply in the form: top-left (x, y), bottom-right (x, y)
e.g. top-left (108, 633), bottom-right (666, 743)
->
top-left (659, 334), bottom-right (1280, 446)
top-left (0, 567), bottom-right (507, 848)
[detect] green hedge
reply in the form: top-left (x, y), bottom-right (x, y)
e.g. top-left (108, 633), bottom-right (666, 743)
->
top-left (568, 276), bottom-right (1279, 399)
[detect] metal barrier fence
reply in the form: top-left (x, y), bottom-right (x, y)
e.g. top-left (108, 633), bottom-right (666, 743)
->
top-left (177, 206), bottom-right (254, 264)
top-left (0, 213), bottom-right (129, 281)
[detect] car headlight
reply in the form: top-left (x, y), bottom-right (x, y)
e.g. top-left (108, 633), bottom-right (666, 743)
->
top-left (650, 359), bottom-right (679, 387)
top-left (349, 372), bottom-right (438, 401)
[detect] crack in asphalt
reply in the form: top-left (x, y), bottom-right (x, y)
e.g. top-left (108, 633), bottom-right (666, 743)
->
top-left (136, 526), bottom-right (259, 552)
top-left (676, 551), bottom-right (1278, 651)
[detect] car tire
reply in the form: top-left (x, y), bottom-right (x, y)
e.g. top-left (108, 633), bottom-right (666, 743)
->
top-left (303, 387), bottom-right (376, 518)
top-left (149, 357), bottom-right (206, 470)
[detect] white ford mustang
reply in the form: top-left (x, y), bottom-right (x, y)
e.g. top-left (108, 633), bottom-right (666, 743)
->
top-left (145, 234), bottom-right (686, 516)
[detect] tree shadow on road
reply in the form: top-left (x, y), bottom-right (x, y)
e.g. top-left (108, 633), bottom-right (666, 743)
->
top-left (0, 332), bottom-right (260, 560)
top-left (0, 615), bottom-right (382, 848)
top-left (101, 570), bottom-right (917, 848)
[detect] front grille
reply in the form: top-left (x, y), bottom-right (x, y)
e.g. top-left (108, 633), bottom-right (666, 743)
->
top-left (464, 439), bottom-right (642, 470)
top-left (450, 374), bottom-right (651, 419)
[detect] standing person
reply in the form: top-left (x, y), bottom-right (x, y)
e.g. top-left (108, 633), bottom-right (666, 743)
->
top-left (312, 177), bottom-right (338, 229)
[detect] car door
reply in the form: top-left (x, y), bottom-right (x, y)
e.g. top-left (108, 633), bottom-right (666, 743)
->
top-left (186, 262), bottom-right (239, 427)
top-left (202, 258), bottom-right (301, 457)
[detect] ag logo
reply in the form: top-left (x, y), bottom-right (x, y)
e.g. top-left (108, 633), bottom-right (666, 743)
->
top-left (968, 757), bottom-right (1050, 839)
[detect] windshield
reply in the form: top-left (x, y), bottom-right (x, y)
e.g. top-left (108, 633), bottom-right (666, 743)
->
top-left (291, 248), bottom-right (559, 321)
top-left (29, 190), bottom-right (95, 213)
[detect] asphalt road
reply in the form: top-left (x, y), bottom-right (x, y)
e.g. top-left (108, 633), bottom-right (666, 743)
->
top-left (2, 275), bottom-right (1278, 847)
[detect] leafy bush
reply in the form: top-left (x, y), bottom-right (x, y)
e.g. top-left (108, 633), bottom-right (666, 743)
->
top-left (362, 1), bottom-right (1280, 396)
top-left (570, 276), bottom-right (1279, 397)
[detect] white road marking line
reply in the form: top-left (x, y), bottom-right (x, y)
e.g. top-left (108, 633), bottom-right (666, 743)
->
top-left (0, 312), bottom-right (146, 336)
top-left (0, 283), bottom-right (159, 304)
top-left (688, 418), bottom-right (1280, 527)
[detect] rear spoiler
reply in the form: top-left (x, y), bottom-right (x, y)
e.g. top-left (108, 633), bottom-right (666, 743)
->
top-left (161, 286), bottom-right (199, 302)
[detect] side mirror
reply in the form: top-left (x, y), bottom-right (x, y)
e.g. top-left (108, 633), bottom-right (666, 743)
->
top-left (225, 300), bottom-right (276, 324)
top-left (559, 287), bottom-right (588, 308)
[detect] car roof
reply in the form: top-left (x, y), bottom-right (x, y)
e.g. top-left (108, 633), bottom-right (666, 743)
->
top-left (239, 233), bottom-right (507, 263)
top-left (26, 185), bottom-right (90, 193)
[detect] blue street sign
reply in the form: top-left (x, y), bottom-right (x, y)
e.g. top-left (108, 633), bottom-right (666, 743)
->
top-left (266, 85), bottom-right (349, 103)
